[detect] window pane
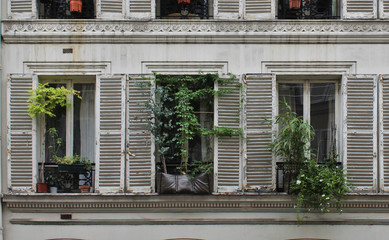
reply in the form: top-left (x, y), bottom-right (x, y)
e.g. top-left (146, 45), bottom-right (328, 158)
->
top-left (45, 84), bottom-right (66, 163)
top-left (278, 83), bottom-right (304, 117)
top-left (73, 84), bottom-right (95, 163)
top-left (310, 83), bottom-right (336, 162)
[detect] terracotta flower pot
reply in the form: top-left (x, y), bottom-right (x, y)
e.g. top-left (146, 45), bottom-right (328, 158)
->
top-left (178, 0), bottom-right (190, 4)
top-left (37, 183), bottom-right (48, 193)
top-left (289, 0), bottom-right (301, 9)
top-left (70, 0), bottom-right (83, 13)
top-left (80, 185), bottom-right (90, 193)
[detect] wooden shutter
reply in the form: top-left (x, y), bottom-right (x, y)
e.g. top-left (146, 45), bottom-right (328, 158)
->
top-left (97, 0), bottom-right (125, 19)
top-left (244, 0), bottom-right (274, 19)
top-left (95, 75), bottom-right (126, 193)
top-left (7, 74), bottom-right (37, 191)
top-left (343, 0), bottom-right (377, 19)
top-left (8, 0), bottom-right (35, 19)
top-left (215, 76), bottom-right (242, 192)
top-left (379, 75), bottom-right (389, 191)
top-left (214, 0), bottom-right (241, 19)
top-left (128, 0), bottom-right (154, 19)
top-left (244, 74), bottom-right (275, 191)
top-left (379, 0), bottom-right (389, 19)
top-left (127, 75), bottom-right (154, 193)
top-left (343, 75), bottom-right (377, 191)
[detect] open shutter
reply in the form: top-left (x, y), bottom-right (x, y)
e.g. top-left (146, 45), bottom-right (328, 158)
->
top-left (379, 0), bottom-right (389, 19)
top-left (215, 76), bottom-right (242, 192)
top-left (214, 0), bottom-right (241, 19)
top-left (244, 0), bottom-right (274, 19)
top-left (128, 0), bottom-right (154, 19)
top-left (7, 74), bottom-right (37, 191)
top-left (343, 0), bottom-right (377, 19)
top-left (95, 75), bottom-right (126, 193)
top-left (379, 75), bottom-right (389, 191)
top-left (244, 74), bottom-right (275, 191)
top-left (97, 0), bottom-right (125, 19)
top-left (8, 0), bottom-right (35, 19)
top-left (343, 75), bottom-right (377, 192)
top-left (127, 75), bottom-right (154, 193)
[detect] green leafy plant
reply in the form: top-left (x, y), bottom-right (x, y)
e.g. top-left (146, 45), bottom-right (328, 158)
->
top-left (27, 83), bottom-right (81, 118)
top-left (47, 127), bottom-right (63, 163)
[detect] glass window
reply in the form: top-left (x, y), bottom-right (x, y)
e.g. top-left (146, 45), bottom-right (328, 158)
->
top-left (278, 0), bottom-right (340, 19)
top-left (157, 0), bottom-right (211, 19)
top-left (37, 0), bottom-right (95, 19)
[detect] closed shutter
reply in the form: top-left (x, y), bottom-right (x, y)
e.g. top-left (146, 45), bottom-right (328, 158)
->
top-left (379, 75), bottom-right (389, 191)
top-left (343, 0), bottom-right (377, 19)
top-left (343, 75), bottom-right (377, 191)
top-left (128, 0), bottom-right (154, 19)
top-left (244, 0), bottom-right (274, 19)
top-left (127, 75), bottom-right (154, 193)
top-left (95, 75), bottom-right (126, 193)
top-left (214, 0), bottom-right (241, 19)
top-left (8, 0), bottom-right (35, 19)
top-left (379, 0), bottom-right (389, 19)
top-left (215, 76), bottom-right (242, 192)
top-left (7, 74), bottom-right (37, 191)
top-left (244, 74), bottom-right (275, 191)
top-left (97, 0), bottom-right (125, 19)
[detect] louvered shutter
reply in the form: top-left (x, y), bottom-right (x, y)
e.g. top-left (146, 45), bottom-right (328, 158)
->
top-left (244, 74), bottom-right (275, 191)
top-left (214, 0), bottom-right (241, 19)
top-left (95, 75), bottom-right (126, 193)
top-left (8, 0), bottom-right (35, 19)
top-left (379, 0), bottom-right (389, 19)
top-left (97, 0), bottom-right (125, 19)
top-left (215, 76), bottom-right (242, 192)
top-left (7, 75), bottom-right (37, 191)
top-left (379, 75), bottom-right (389, 191)
top-left (244, 0), bottom-right (274, 19)
top-left (343, 0), bottom-right (377, 19)
top-left (343, 75), bottom-right (377, 191)
top-left (128, 0), bottom-right (154, 19)
top-left (127, 75), bottom-right (154, 193)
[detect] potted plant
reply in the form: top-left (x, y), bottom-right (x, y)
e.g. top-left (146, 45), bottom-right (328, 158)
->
top-left (45, 172), bottom-right (60, 193)
top-left (28, 83), bottom-right (80, 192)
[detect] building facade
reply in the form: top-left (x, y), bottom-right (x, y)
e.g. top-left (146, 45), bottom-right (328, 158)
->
top-left (2, 0), bottom-right (389, 239)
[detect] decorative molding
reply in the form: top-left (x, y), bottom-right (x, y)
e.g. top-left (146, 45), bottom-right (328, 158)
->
top-left (3, 20), bottom-right (389, 44)
top-left (141, 61), bottom-right (228, 74)
top-left (23, 61), bottom-right (111, 75)
top-left (262, 61), bottom-right (357, 75)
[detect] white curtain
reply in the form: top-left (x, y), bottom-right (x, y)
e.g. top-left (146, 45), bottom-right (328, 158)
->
top-left (80, 84), bottom-right (95, 163)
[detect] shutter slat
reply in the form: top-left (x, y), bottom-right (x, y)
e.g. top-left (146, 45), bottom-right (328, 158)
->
top-left (245, 74), bottom-right (275, 190)
top-left (214, 0), bottom-right (240, 19)
top-left (8, 75), bottom-right (35, 190)
top-left (379, 0), bottom-right (389, 19)
top-left (244, 0), bottom-right (274, 19)
top-left (98, 0), bottom-right (124, 19)
top-left (96, 75), bottom-right (125, 192)
top-left (127, 75), bottom-right (154, 193)
top-left (344, 75), bottom-right (377, 191)
top-left (343, 0), bottom-right (377, 19)
top-left (216, 78), bottom-right (241, 192)
top-left (380, 75), bottom-right (389, 191)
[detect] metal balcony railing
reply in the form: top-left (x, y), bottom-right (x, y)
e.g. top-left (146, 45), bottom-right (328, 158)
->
top-left (278, 0), bottom-right (339, 19)
top-left (158, 0), bottom-right (209, 19)
top-left (38, 0), bottom-right (95, 19)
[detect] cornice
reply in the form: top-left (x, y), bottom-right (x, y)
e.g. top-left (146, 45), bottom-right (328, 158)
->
top-left (3, 20), bottom-right (389, 44)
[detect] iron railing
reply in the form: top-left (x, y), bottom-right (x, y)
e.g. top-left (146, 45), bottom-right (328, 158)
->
top-left (158, 0), bottom-right (209, 19)
top-left (38, 0), bottom-right (95, 19)
top-left (278, 0), bottom-right (339, 19)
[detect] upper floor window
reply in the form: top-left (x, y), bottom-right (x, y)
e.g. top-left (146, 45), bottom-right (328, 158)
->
top-left (37, 0), bottom-right (95, 19)
top-left (278, 0), bottom-right (340, 19)
top-left (157, 0), bottom-right (212, 19)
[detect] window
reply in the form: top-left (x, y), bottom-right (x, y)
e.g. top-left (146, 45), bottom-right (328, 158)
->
top-left (278, 0), bottom-right (340, 19)
top-left (157, 0), bottom-right (211, 19)
top-left (37, 0), bottom-right (95, 19)
top-left (278, 79), bottom-right (338, 162)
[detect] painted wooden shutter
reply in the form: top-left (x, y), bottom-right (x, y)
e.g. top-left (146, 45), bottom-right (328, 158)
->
top-left (343, 0), bottom-right (377, 19)
top-left (95, 75), bottom-right (126, 193)
top-left (128, 0), bottom-right (154, 19)
top-left (7, 74), bottom-right (36, 191)
top-left (97, 0), bottom-right (125, 19)
top-left (127, 75), bottom-right (154, 193)
top-left (244, 0), bottom-right (274, 19)
top-left (8, 0), bottom-right (35, 19)
top-left (379, 0), bottom-right (389, 19)
top-left (244, 74), bottom-right (275, 191)
top-left (214, 0), bottom-right (241, 19)
top-left (379, 75), bottom-right (389, 191)
top-left (343, 75), bottom-right (377, 191)
top-left (215, 76), bottom-right (242, 192)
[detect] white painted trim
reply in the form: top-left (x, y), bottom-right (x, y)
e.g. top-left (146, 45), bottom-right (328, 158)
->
top-left (7, 0), bottom-right (36, 19)
top-left (23, 61), bottom-right (111, 75)
top-left (94, 75), bottom-right (102, 192)
top-left (141, 61), bottom-right (228, 75)
top-left (213, 81), bottom-right (219, 192)
top-left (379, 0), bottom-right (389, 19)
top-left (343, 0), bottom-right (377, 19)
top-left (96, 0), bottom-right (126, 19)
top-left (262, 61), bottom-right (357, 75)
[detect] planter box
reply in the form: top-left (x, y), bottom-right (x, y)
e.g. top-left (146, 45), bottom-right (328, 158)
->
top-left (158, 172), bottom-right (211, 194)
top-left (58, 164), bottom-right (86, 173)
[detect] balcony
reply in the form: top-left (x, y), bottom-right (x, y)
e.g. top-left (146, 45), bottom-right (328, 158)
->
top-left (157, 0), bottom-right (210, 19)
top-left (38, 0), bottom-right (95, 19)
top-left (278, 0), bottom-right (339, 19)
